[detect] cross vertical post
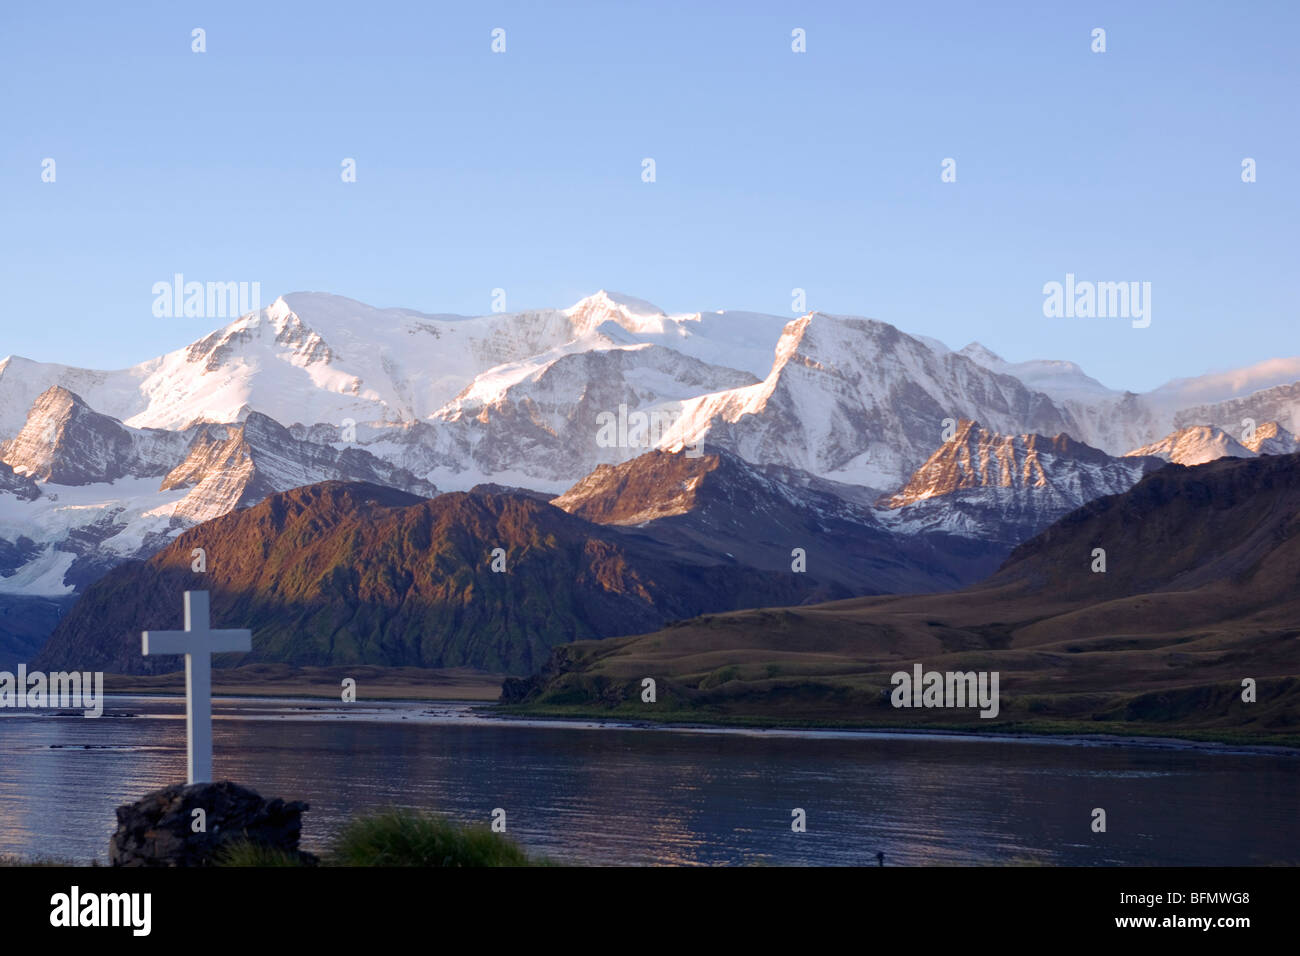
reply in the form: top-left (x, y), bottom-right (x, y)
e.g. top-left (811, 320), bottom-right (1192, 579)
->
top-left (142, 591), bottom-right (252, 784)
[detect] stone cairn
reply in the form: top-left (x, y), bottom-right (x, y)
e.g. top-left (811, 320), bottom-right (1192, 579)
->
top-left (109, 780), bottom-right (317, 866)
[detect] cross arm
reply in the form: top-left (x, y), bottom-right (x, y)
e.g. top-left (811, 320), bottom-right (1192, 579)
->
top-left (142, 630), bottom-right (193, 656)
top-left (208, 628), bottom-right (252, 654)
top-left (141, 628), bottom-right (251, 655)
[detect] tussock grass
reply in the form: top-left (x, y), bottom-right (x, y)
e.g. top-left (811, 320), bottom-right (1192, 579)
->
top-left (329, 808), bottom-right (537, 867)
top-left (216, 842), bottom-right (307, 867)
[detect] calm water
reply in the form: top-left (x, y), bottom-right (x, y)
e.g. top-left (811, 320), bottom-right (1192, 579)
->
top-left (0, 696), bottom-right (1296, 866)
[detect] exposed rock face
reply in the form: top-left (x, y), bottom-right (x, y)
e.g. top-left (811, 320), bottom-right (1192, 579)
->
top-left (0, 533), bottom-right (44, 577)
top-left (0, 460), bottom-right (40, 500)
top-left (109, 780), bottom-right (314, 867)
top-left (0, 386), bottom-right (188, 485)
top-left (885, 420), bottom-right (1163, 507)
top-left (877, 420), bottom-right (1166, 548)
top-left (161, 411), bottom-right (437, 522)
top-left (551, 447), bottom-right (735, 525)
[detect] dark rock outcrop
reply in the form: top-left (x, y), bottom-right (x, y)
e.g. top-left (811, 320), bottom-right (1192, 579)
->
top-left (109, 780), bottom-right (315, 867)
top-left (0, 460), bottom-right (40, 500)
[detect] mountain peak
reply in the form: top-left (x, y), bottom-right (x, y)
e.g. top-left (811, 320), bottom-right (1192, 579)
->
top-left (565, 290), bottom-right (669, 337)
top-left (551, 448), bottom-right (727, 525)
top-left (1125, 425), bottom-right (1255, 466)
top-left (882, 419), bottom-right (1155, 509)
top-left (1242, 421), bottom-right (1300, 455)
top-left (569, 290), bottom-right (665, 316)
top-left (0, 385), bottom-right (185, 485)
top-left (33, 384), bottom-right (85, 410)
top-left (958, 342), bottom-right (1005, 366)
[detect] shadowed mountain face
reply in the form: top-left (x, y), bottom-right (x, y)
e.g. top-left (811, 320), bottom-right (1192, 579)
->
top-left (507, 453), bottom-right (1300, 740)
top-left (35, 481), bottom-right (833, 676)
top-left (548, 437), bottom-right (1171, 595)
top-left (0, 595), bottom-right (78, 670)
top-left (990, 452), bottom-right (1300, 608)
top-left (551, 447), bottom-right (1007, 593)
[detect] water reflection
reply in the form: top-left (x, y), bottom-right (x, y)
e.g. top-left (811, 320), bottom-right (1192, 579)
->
top-left (0, 696), bottom-right (1295, 866)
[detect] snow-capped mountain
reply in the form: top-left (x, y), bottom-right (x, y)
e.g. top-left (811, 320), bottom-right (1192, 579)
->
top-left (1125, 425), bottom-right (1256, 466)
top-left (161, 412), bottom-right (437, 523)
top-left (2, 288), bottom-right (1299, 615)
top-left (1125, 421), bottom-right (1299, 465)
top-left (0, 291), bottom-right (777, 437)
top-left (1170, 382), bottom-right (1300, 440)
top-left (1, 386), bottom-right (190, 484)
top-left (4, 290), bottom-right (1298, 492)
top-left (656, 314), bottom-right (1083, 492)
top-left (431, 342), bottom-right (759, 486)
top-left (0, 392), bottom-right (436, 599)
top-left (955, 342), bottom-right (1116, 403)
top-left (883, 420), bottom-right (1161, 507)
top-left (956, 343), bottom-right (1300, 455)
top-left (0, 476), bottom-right (185, 597)
top-left (1243, 421), bottom-right (1300, 455)
top-left (879, 420), bottom-right (1167, 546)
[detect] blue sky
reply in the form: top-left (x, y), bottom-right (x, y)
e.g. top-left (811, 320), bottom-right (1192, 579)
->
top-left (1, 0), bottom-right (1296, 392)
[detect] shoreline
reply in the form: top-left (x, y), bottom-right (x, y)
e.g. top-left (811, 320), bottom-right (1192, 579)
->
top-left (86, 688), bottom-right (1300, 756)
top-left (485, 706), bottom-right (1300, 756)
top-left (100, 665), bottom-right (504, 702)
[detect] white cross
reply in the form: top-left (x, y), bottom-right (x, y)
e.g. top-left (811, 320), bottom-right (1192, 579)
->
top-left (142, 591), bottom-right (251, 784)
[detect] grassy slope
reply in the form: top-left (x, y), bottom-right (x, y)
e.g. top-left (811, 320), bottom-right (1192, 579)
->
top-left (502, 599), bottom-right (1300, 747)
top-left (507, 456), bottom-right (1300, 747)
